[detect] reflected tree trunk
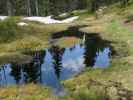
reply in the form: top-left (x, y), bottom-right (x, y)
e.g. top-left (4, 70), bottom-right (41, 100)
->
top-left (2, 65), bottom-right (7, 86)
top-left (49, 46), bottom-right (65, 79)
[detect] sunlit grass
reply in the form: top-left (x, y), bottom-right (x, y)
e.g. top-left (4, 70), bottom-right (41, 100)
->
top-left (0, 84), bottom-right (59, 100)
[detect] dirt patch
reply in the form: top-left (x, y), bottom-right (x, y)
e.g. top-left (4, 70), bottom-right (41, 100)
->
top-left (88, 80), bottom-right (133, 100)
top-left (123, 21), bottom-right (133, 32)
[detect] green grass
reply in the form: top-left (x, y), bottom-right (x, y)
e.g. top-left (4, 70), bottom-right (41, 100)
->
top-left (106, 20), bottom-right (133, 54)
top-left (0, 17), bottom-right (20, 43)
top-left (107, 20), bottom-right (133, 40)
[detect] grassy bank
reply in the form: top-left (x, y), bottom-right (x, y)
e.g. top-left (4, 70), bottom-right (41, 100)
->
top-left (0, 84), bottom-right (60, 100)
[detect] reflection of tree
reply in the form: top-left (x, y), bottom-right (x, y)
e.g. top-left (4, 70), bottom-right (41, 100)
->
top-left (0, 67), bottom-right (2, 85)
top-left (52, 26), bottom-right (113, 68)
top-left (8, 50), bottom-right (46, 84)
top-left (0, 65), bottom-right (7, 85)
top-left (22, 50), bottom-right (45, 83)
top-left (70, 45), bottom-right (76, 51)
top-left (49, 46), bottom-right (64, 79)
top-left (84, 37), bottom-right (97, 67)
top-left (10, 63), bottom-right (22, 84)
top-left (84, 35), bottom-right (108, 67)
top-left (23, 62), bottom-right (40, 83)
top-left (52, 25), bottom-right (113, 68)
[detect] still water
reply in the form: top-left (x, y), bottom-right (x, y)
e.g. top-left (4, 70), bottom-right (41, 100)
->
top-left (0, 26), bottom-right (113, 95)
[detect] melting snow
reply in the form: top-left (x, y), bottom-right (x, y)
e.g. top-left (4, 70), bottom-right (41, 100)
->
top-left (23, 16), bottom-right (79, 24)
top-left (0, 16), bottom-right (8, 20)
top-left (0, 15), bottom-right (79, 24)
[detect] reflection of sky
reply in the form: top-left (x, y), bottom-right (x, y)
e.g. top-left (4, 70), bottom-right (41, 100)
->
top-left (41, 45), bottom-right (85, 89)
top-left (94, 47), bottom-right (110, 68)
top-left (0, 64), bottom-right (15, 86)
top-left (0, 44), bottom-right (111, 90)
top-left (41, 49), bottom-right (65, 94)
top-left (40, 45), bottom-right (111, 90)
top-left (61, 44), bottom-right (85, 80)
top-left (41, 49), bottom-right (61, 89)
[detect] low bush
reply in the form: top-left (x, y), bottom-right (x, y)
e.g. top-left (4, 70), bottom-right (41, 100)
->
top-left (0, 17), bottom-right (20, 43)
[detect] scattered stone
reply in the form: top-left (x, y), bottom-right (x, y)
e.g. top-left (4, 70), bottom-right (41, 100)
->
top-left (87, 79), bottom-right (133, 100)
top-left (17, 22), bottom-right (28, 26)
top-left (95, 6), bottom-right (107, 19)
top-left (107, 86), bottom-right (119, 100)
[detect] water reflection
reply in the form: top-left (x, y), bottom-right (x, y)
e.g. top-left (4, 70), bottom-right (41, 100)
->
top-left (10, 63), bottom-right (22, 84)
top-left (84, 35), bottom-right (111, 67)
top-left (0, 43), bottom-right (111, 87)
top-left (49, 46), bottom-right (65, 79)
top-left (0, 26), bottom-right (113, 93)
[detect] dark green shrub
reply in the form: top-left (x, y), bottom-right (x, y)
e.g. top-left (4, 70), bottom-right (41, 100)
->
top-left (126, 15), bottom-right (133, 23)
top-left (0, 17), bottom-right (19, 43)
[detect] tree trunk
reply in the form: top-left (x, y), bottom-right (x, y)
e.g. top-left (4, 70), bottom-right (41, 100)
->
top-left (35, 0), bottom-right (39, 16)
top-left (7, 0), bottom-right (12, 16)
top-left (27, 0), bottom-right (31, 16)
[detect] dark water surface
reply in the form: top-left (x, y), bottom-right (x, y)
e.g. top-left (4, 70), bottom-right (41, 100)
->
top-left (0, 26), bottom-right (114, 95)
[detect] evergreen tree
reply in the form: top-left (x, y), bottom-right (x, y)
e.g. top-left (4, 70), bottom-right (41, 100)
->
top-left (0, 0), bottom-right (132, 16)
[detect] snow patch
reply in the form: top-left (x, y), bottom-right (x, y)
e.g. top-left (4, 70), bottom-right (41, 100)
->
top-left (0, 16), bottom-right (8, 21)
top-left (23, 16), bottom-right (79, 24)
